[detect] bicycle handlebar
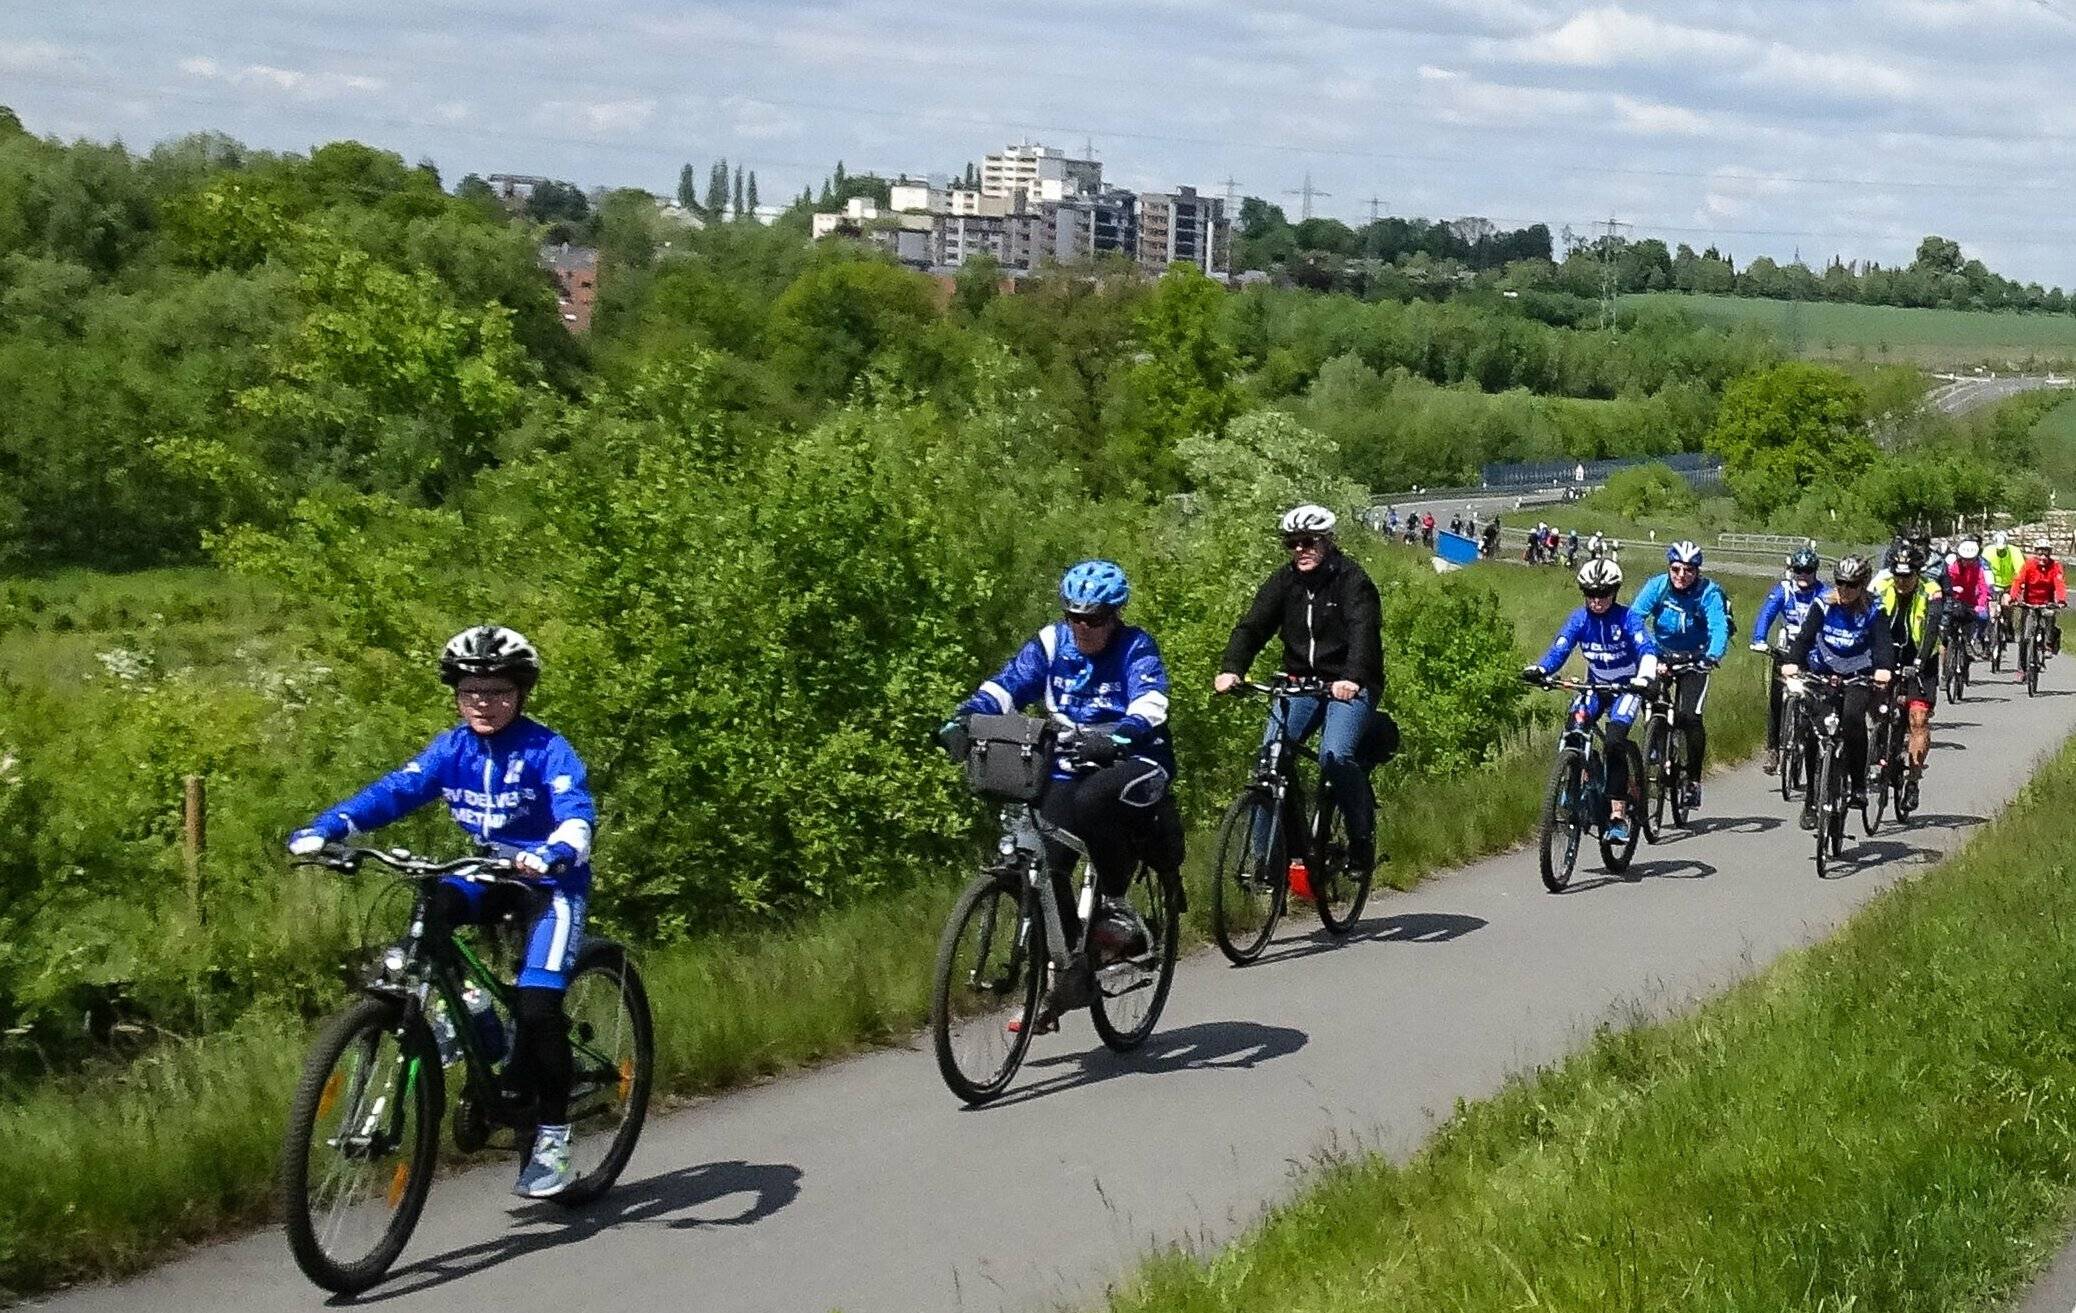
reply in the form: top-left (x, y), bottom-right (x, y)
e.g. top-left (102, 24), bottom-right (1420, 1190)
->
top-left (292, 844), bottom-right (525, 883)
top-left (1223, 674), bottom-right (1336, 699)
top-left (1533, 676), bottom-right (1635, 694)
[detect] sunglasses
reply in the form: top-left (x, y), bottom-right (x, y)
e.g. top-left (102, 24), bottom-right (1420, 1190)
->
top-left (1283, 535), bottom-right (1327, 551)
top-left (1063, 610), bottom-right (1118, 628)
top-left (1668, 562), bottom-right (1698, 573)
top-left (1581, 588), bottom-right (1617, 601)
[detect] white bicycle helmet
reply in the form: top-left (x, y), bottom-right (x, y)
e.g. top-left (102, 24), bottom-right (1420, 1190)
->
top-left (1957, 537), bottom-right (1982, 561)
top-left (1993, 530), bottom-right (2009, 547)
top-left (1278, 504), bottom-right (1338, 536)
top-left (1576, 558), bottom-right (1623, 593)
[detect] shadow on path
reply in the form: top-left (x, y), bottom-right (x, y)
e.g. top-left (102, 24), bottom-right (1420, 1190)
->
top-left (1819, 837), bottom-right (1938, 880)
top-left (1247, 911), bottom-right (1488, 966)
top-left (1654, 813), bottom-right (1781, 842)
top-left (1563, 856), bottom-right (1717, 894)
top-left (984, 1020), bottom-right (1309, 1109)
top-left (347, 1160), bottom-right (805, 1303)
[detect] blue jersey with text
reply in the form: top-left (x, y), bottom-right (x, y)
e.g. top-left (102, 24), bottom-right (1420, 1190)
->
top-left (1631, 572), bottom-right (1731, 660)
top-left (1533, 602), bottom-right (1657, 683)
top-left (960, 622), bottom-right (1174, 778)
top-left (1751, 578), bottom-right (1822, 647)
top-left (1805, 594), bottom-right (1885, 675)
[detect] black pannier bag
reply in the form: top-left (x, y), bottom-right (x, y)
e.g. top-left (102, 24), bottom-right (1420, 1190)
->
top-left (1356, 709), bottom-right (1400, 770)
top-left (963, 714), bottom-right (1056, 802)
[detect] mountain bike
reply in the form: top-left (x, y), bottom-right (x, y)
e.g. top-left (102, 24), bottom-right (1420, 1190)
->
top-left (929, 717), bottom-right (1182, 1104)
top-left (1208, 676), bottom-right (1378, 964)
top-left (1638, 656), bottom-right (1703, 842)
top-left (1527, 675), bottom-right (1644, 892)
top-left (1941, 609), bottom-right (1973, 704)
top-left (2016, 602), bottom-right (2059, 697)
top-left (1865, 665), bottom-right (1919, 833)
top-left (281, 846), bottom-right (653, 1294)
top-left (1762, 645), bottom-right (1809, 802)
top-left (1990, 599), bottom-right (2012, 673)
top-left (1788, 674), bottom-right (1874, 878)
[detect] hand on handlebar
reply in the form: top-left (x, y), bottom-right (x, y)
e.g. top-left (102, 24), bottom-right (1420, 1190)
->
top-left (287, 829), bottom-right (329, 857)
top-left (1749, 641), bottom-right (1769, 653)
top-left (1213, 672), bottom-right (1241, 695)
top-left (1519, 664), bottom-right (1548, 685)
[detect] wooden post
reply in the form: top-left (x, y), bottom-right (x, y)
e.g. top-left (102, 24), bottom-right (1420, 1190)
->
top-left (183, 774), bottom-right (205, 925)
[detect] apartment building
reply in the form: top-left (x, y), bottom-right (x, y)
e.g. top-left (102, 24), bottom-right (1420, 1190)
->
top-left (980, 143), bottom-right (1101, 204)
top-left (538, 242), bottom-right (598, 333)
top-left (1135, 186), bottom-right (1228, 275)
top-left (1041, 188), bottom-right (1138, 264)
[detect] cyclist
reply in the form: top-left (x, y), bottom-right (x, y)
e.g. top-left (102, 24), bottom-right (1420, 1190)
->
top-left (946, 560), bottom-right (1181, 1032)
top-left (1520, 559), bottom-right (1656, 843)
top-left (1780, 556), bottom-right (1896, 830)
top-left (1874, 546), bottom-right (1943, 810)
top-left (287, 626), bottom-right (596, 1199)
top-left (1748, 547), bottom-right (1824, 776)
top-left (1630, 541), bottom-right (1730, 811)
top-left (2007, 537), bottom-right (2069, 671)
top-left (1986, 530), bottom-right (2024, 650)
top-left (1216, 504), bottom-right (1385, 873)
top-left (1565, 528), bottom-right (1581, 568)
top-left (1943, 536), bottom-right (1992, 656)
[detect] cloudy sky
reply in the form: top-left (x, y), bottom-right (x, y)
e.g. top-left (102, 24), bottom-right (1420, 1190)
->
top-left (9, 1), bottom-right (2076, 284)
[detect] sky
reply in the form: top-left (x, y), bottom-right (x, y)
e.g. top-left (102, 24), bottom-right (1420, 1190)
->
top-left (8, 0), bottom-right (2076, 285)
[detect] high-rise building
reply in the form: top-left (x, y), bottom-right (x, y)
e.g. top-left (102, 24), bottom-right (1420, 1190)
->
top-left (1041, 189), bottom-right (1139, 264)
top-left (980, 143), bottom-right (1101, 204)
top-left (1135, 187), bottom-right (1228, 275)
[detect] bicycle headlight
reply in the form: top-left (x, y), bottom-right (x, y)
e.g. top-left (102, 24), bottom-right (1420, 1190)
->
top-left (382, 947), bottom-right (408, 976)
top-left (1823, 712), bottom-right (1841, 734)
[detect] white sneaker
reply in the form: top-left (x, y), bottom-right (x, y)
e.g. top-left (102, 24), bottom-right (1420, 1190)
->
top-left (514, 1124), bottom-right (574, 1198)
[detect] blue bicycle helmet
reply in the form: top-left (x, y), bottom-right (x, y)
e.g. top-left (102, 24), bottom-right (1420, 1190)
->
top-left (1060, 559), bottom-right (1130, 615)
top-left (1667, 540), bottom-right (1704, 566)
top-left (1787, 546), bottom-right (1820, 575)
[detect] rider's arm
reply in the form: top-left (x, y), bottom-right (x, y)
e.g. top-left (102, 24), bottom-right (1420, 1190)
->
top-left (1783, 601), bottom-right (1825, 669)
top-left (1915, 591), bottom-right (1942, 669)
top-left (1345, 569), bottom-right (1384, 694)
top-left (1218, 571), bottom-right (1289, 678)
top-left (537, 735), bottom-right (597, 866)
top-left (1871, 608), bottom-right (1898, 673)
top-left (1750, 584), bottom-right (1785, 646)
top-left (960, 632), bottom-right (1050, 716)
top-left (1532, 608), bottom-right (1585, 676)
top-left (1630, 575), bottom-right (1666, 637)
top-left (1702, 582), bottom-right (1731, 662)
top-left (2057, 563), bottom-right (2069, 606)
top-left (1111, 631), bottom-right (1171, 745)
top-left (307, 734), bottom-right (452, 841)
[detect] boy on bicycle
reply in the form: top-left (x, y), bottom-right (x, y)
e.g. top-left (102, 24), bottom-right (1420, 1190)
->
top-left (1520, 559), bottom-right (1657, 843)
top-left (289, 625), bottom-right (596, 1199)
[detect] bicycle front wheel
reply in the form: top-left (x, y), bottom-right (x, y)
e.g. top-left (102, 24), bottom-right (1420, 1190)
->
top-left (1091, 864), bottom-right (1182, 1052)
top-left (1640, 718), bottom-right (1669, 844)
top-left (1814, 748), bottom-right (1835, 878)
top-left (280, 995), bottom-right (442, 1295)
top-left (1312, 791), bottom-right (1373, 933)
top-left (1598, 743), bottom-right (1644, 874)
top-left (931, 871), bottom-right (1040, 1105)
top-left (553, 944), bottom-right (655, 1207)
top-left (1538, 748), bottom-right (1586, 893)
top-left (1211, 790), bottom-right (1285, 964)
top-left (1667, 726), bottom-right (1694, 828)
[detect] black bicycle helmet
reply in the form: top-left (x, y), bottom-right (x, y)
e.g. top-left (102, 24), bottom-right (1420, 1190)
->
top-left (1833, 554), bottom-right (1873, 587)
top-left (1787, 546), bottom-right (1820, 575)
top-left (438, 625), bottom-right (542, 689)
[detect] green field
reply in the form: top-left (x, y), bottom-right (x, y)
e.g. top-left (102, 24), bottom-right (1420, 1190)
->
top-left (1626, 292), bottom-right (2076, 368)
top-left (2031, 395), bottom-right (2076, 500)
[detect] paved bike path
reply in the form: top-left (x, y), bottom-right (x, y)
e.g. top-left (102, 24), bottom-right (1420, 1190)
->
top-left (40, 662), bottom-right (2076, 1313)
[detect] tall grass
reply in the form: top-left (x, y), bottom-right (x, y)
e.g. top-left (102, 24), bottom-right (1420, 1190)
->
top-left (0, 562), bottom-right (1773, 1296)
top-left (1109, 735), bottom-right (2076, 1313)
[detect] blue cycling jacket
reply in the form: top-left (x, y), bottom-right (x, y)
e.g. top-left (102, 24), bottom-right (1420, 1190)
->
top-left (1787, 593), bottom-right (1895, 677)
top-left (1751, 578), bottom-right (1823, 647)
top-left (303, 717), bottom-right (598, 892)
top-left (959, 621), bottom-right (1175, 778)
top-left (1631, 572), bottom-right (1731, 660)
top-left (1533, 602), bottom-right (1658, 684)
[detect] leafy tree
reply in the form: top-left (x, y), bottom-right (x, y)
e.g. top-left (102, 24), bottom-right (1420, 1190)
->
top-left (732, 164), bottom-right (745, 219)
top-left (1913, 234), bottom-right (1964, 276)
top-left (1708, 362), bottom-right (1875, 517)
top-left (1107, 264), bottom-right (1245, 494)
top-left (764, 254), bottom-right (941, 401)
top-left (677, 163), bottom-right (697, 210)
top-left (952, 251), bottom-right (1000, 318)
top-left (524, 179), bottom-right (589, 225)
top-left (747, 170), bottom-right (759, 214)
top-left (705, 160), bottom-right (728, 216)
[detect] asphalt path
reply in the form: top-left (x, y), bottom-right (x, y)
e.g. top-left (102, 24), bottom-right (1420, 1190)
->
top-left (1929, 373), bottom-right (2070, 415)
top-left (40, 660), bottom-right (2076, 1313)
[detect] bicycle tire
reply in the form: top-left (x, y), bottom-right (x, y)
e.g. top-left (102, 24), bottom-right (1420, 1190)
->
top-left (280, 996), bottom-right (442, 1295)
top-left (1667, 725), bottom-right (1694, 828)
top-left (1867, 751), bottom-right (1889, 836)
top-left (930, 872), bottom-right (1040, 1105)
top-left (550, 944), bottom-right (655, 1207)
top-left (1814, 748), bottom-right (1835, 878)
top-left (1091, 865), bottom-right (1182, 1052)
top-left (1311, 791), bottom-right (1373, 934)
top-left (1598, 742), bottom-right (1644, 875)
top-left (1538, 748), bottom-right (1586, 893)
top-left (1779, 699), bottom-right (1807, 802)
top-left (1640, 717), bottom-right (1669, 844)
top-left (1210, 790), bottom-right (1285, 965)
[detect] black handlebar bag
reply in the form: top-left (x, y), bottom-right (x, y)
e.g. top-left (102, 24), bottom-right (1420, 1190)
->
top-left (962, 714), bottom-right (1056, 803)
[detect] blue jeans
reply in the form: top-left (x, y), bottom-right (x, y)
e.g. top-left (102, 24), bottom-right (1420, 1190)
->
top-left (1254, 691), bottom-right (1376, 853)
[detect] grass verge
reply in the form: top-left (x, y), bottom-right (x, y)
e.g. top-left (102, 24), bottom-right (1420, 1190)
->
top-left (0, 566), bottom-right (1771, 1299)
top-left (1108, 732), bottom-right (2076, 1312)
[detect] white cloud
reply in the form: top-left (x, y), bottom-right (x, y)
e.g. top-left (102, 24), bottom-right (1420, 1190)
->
top-left (722, 96), bottom-right (802, 141)
top-left (176, 57), bottom-right (386, 99)
top-left (1613, 96), bottom-right (1711, 137)
top-left (1499, 7), bottom-right (1751, 67)
top-left (177, 56), bottom-right (219, 77)
top-left (537, 97), bottom-right (656, 136)
top-left (0, 38), bottom-right (73, 72)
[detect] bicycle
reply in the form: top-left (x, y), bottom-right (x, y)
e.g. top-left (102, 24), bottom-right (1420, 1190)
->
top-left (1527, 675), bottom-right (1644, 891)
top-left (1865, 664), bottom-right (1920, 833)
top-left (1638, 656), bottom-right (1705, 842)
top-left (1989, 599), bottom-right (2013, 674)
top-left (929, 716), bottom-right (1182, 1104)
top-left (1786, 674), bottom-right (1875, 877)
top-left (1207, 676), bottom-right (1378, 964)
top-left (1760, 645), bottom-right (1810, 802)
top-left (1941, 609), bottom-right (1973, 704)
top-left (2016, 602), bottom-right (2060, 698)
top-left (280, 846), bottom-right (653, 1294)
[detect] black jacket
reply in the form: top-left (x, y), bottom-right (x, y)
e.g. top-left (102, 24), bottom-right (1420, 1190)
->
top-left (1220, 552), bottom-right (1384, 692)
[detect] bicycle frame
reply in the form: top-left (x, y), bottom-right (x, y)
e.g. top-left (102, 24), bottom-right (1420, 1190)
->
top-left (990, 802), bottom-right (1109, 979)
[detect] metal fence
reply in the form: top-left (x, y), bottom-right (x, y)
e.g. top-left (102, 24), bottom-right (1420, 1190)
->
top-left (1477, 452), bottom-right (1721, 491)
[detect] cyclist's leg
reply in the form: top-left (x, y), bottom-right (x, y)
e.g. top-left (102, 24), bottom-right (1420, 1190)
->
top-left (1316, 692), bottom-right (1376, 863)
top-left (1909, 657), bottom-right (1936, 773)
top-left (1603, 692), bottom-right (1641, 814)
top-left (1764, 658), bottom-right (1785, 753)
top-left (1676, 667), bottom-right (1710, 789)
top-left (1843, 684), bottom-right (1872, 799)
top-left (1254, 697), bottom-right (1321, 856)
top-left (509, 883), bottom-right (585, 1127)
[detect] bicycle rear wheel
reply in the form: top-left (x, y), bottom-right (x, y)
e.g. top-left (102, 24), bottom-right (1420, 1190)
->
top-left (1640, 718), bottom-right (1669, 844)
top-left (1091, 864), bottom-right (1181, 1051)
top-left (280, 996), bottom-right (442, 1295)
top-left (1211, 790), bottom-right (1285, 964)
top-left (1538, 748), bottom-right (1586, 893)
top-left (1312, 791), bottom-right (1373, 933)
top-left (1814, 749), bottom-right (1836, 878)
top-left (930, 871), bottom-right (1040, 1105)
top-left (1667, 726), bottom-right (1694, 828)
top-left (1779, 700), bottom-right (1806, 802)
top-left (553, 945), bottom-right (654, 1207)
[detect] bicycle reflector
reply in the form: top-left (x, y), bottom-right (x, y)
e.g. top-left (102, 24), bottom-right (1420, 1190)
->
top-left (1288, 858), bottom-right (1315, 901)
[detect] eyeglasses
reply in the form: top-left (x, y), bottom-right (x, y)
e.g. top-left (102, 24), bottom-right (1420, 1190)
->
top-left (456, 687), bottom-right (519, 706)
top-left (1581, 588), bottom-right (1617, 601)
top-left (1063, 610), bottom-right (1117, 629)
top-left (1283, 535), bottom-right (1326, 551)
top-left (1668, 562), bottom-right (1698, 573)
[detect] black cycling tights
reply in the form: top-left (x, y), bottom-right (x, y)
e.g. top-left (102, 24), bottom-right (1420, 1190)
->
top-left (1672, 668), bottom-right (1710, 776)
top-left (1040, 758), bottom-right (1181, 941)
top-left (426, 883), bottom-right (573, 1125)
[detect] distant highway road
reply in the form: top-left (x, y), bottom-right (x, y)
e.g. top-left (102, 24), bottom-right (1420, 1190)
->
top-left (1928, 372), bottom-right (2070, 414)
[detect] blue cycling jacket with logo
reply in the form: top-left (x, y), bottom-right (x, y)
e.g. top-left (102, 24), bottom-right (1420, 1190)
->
top-left (959, 621), bottom-right (1175, 779)
top-left (1630, 572), bottom-right (1731, 660)
top-left (1786, 593), bottom-right (1896, 676)
top-left (1533, 602), bottom-right (1658, 684)
top-left (1750, 579), bottom-right (1823, 647)
top-left (302, 717), bottom-right (598, 892)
